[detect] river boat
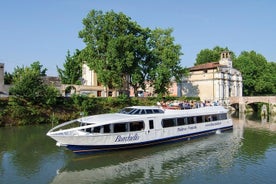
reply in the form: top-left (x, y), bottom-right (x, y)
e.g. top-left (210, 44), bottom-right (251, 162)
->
top-left (46, 105), bottom-right (233, 154)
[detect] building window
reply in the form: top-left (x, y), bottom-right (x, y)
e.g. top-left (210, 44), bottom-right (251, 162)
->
top-left (97, 91), bottom-right (101, 97)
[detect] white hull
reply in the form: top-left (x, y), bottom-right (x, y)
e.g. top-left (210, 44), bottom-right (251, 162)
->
top-left (47, 106), bottom-right (233, 154)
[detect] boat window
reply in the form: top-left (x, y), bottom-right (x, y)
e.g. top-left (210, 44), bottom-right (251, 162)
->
top-left (119, 107), bottom-right (164, 115)
top-left (177, 117), bottom-right (186, 126)
top-left (114, 123), bottom-right (127, 133)
top-left (218, 113), bottom-right (227, 120)
top-left (133, 109), bottom-right (141, 114)
top-left (129, 121), bottom-right (144, 131)
top-left (149, 120), bottom-right (154, 129)
top-left (92, 126), bottom-right (101, 133)
top-left (103, 125), bottom-right (111, 133)
top-left (85, 128), bottom-right (92, 133)
top-left (196, 116), bottom-right (204, 123)
top-left (146, 109), bottom-right (153, 114)
top-left (119, 108), bottom-right (136, 114)
top-left (205, 113), bottom-right (227, 121)
top-left (187, 117), bottom-right (195, 124)
top-left (153, 109), bottom-right (164, 113)
top-left (162, 118), bottom-right (176, 128)
top-left (212, 115), bottom-right (218, 121)
top-left (205, 115), bottom-right (212, 122)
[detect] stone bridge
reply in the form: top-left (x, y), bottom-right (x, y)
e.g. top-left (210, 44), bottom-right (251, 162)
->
top-left (229, 96), bottom-right (276, 114)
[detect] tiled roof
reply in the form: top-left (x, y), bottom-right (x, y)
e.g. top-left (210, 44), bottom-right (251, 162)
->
top-left (189, 62), bottom-right (220, 71)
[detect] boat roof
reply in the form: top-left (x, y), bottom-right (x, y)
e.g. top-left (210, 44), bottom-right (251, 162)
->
top-left (79, 106), bottom-right (228, 126)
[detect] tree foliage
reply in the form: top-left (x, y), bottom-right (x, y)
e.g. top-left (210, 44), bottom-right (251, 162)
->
top-left (195, 46), bottom-right (233, 65)
top-left (79, 10), bottom-right (186, 96)
top-left (9, 61), bottom-right (60, 105)
top-left (233, 51), bottom-right (276, 96)
top-left (4, 72), bottom-right (13, 84)
top-left (57, 49), bottom-right (82, 84)
top-left (79, 10), bottom-right (149, 92)
top-left (148, 28), bottom-right (186, 95)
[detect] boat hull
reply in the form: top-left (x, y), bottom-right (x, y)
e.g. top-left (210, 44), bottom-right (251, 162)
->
top-left (66, 126), bottom-right (233, 154)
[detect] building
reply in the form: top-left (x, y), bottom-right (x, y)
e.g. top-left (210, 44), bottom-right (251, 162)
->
top-left (0, 63), bottom-right (10, 97)
top-left (179, 51), bottom-right (242, 105)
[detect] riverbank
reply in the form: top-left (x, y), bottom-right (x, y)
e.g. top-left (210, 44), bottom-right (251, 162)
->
top-left (1, 95), bottom-right (271, 127)
top-left (1, 95), bottom-right (199, 126)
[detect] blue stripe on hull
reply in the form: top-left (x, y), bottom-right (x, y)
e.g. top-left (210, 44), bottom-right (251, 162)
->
top-left (67, 126), bottom-right (233, 155)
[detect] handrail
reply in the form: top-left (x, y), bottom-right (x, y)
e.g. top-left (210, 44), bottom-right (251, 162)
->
top-left (47, 118), bottom-right (80, 134)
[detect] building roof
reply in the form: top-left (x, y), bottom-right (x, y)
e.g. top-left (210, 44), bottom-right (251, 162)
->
top-left (189, 62), bottom-right (221, 72)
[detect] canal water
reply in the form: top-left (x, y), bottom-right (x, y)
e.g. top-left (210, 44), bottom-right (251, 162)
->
top-left (1, 113), bottom-right (276, 184)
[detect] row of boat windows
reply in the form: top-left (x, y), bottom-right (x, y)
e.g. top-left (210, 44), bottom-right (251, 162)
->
top-left (83, 121), bottom-right (144, 134)
top-left (81, 113), bottom-right (227, 134)
top-left (162, 113), bottom-right (227, 128)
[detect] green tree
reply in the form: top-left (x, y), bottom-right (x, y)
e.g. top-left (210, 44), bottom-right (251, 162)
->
top-left (195, 46), bottom-right (233, 65)
top-left (57, 49), bottom-right (82, 84)
top-left (267, 62), bottom-right (276, 94)
top-left (30, 61), bottom-right (47, 76)
top-left (9, 61), bottom-right (59, 105)
top-left (79, 10), bottom-right (150, 95)
top-left (148, 28), bottom-right (186, 95)
top-left (79, 10), bottom-right (186, 96)
top-left (4, 72), bottom-right (13, 84)
top-left (233, 51), bottom-right (274, 96)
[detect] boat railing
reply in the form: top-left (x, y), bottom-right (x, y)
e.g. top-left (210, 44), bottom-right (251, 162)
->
top-left (47, 119), bottom-right (81, 134)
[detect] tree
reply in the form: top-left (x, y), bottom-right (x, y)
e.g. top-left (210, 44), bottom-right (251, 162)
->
top-left (267, 61), bottom-right (276, 94)
top-left (4, 72), bottom-right (13, 84)
top-left (30, 61), bottom-right (47, 76)
top-left (57, 49), bottom-right (82, 84)
top-left (79, 10), bottom-right (186, 96)
top-left (233, 51), bottom-right (275, 96)
top-left (148, 28), bottom-right (186, 95)
top-left (9, 61), bottom-right (59, 105)
top-left (79, 10), bottom-right (150, 95)
top-left (195, 46), bottom-right (234, 65)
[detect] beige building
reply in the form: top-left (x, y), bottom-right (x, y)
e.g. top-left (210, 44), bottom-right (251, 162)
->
top-left (79, 63), bottom-right (114, 97)
top-left (180, 51), bottom-right (242, 105)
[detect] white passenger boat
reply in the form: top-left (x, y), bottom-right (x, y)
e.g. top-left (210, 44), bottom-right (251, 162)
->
top-left (46, 106), bottom-right (233, 154)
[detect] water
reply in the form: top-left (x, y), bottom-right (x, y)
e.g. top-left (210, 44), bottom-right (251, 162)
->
top-left (1, 113), bottom-right (276, 184)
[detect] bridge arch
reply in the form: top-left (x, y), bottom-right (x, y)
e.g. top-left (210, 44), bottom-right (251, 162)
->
top-left (229, 96), bottom-right (276, 115)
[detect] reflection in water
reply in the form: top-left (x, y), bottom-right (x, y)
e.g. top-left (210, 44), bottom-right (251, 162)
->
top-left (51, 129), bottom-right (242, 184)
top-left (232, 112), bottom-right (276, 132)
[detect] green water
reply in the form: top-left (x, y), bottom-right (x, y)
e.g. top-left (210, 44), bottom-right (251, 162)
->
top-left (1, 113), bottom-right (276, 184)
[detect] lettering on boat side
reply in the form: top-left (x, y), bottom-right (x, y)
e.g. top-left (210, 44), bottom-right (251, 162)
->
top-left (178, 126), bottom-right (197, 131)
top-left (177, 127), bottom-right (187, 131)
top-left (205, 122), bottom-right (222, 127)
top-left (188, 125), bottom-right (197, 130)
top-left (115, 134), bottom-right (139, 142)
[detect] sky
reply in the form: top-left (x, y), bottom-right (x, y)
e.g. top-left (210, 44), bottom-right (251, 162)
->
top-left (1, 0), bottom-right (276, 76)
